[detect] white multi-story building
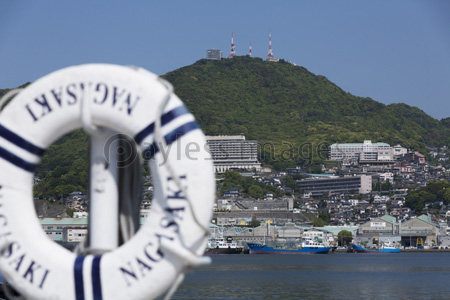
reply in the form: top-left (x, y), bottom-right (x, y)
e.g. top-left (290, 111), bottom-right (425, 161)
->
top-left (206, 135), bottom-right (261, 173)
top-left (329, 140), bottom-right (394, 162)
top-left (393, 144), bottom-right (408, 157)
top-left (379, 172), bottom-right (394, 183)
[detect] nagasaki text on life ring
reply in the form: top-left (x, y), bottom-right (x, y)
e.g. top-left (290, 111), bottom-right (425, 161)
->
top-left (0, 64), bottom-right (214, 300)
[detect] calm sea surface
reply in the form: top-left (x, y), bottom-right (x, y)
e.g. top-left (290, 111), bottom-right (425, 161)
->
top-left (166, 253), bottom-right (450, 300)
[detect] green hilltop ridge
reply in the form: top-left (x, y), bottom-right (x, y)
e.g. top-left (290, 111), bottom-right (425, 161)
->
top-left (1, 56), bottom-right (450, 198)
top-left (163, 56), bottom-right (450, 153)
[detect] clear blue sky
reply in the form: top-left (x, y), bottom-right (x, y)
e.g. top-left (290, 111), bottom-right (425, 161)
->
top-left (1, 0), bottom-right (449, 119)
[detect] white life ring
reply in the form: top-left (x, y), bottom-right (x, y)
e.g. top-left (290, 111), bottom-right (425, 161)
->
top-left (0, 64), bottom-right (215, 300)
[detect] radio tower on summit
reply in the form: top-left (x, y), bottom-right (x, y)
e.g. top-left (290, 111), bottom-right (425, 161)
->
top-left (266, 31), bottom-right (277, 61)
top-left (249, 40), bottom-right (252, 57)
top-left (228, 32), bottom-right (236, 58)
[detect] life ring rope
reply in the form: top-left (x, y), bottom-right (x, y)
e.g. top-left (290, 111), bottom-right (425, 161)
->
top-left (152, 77), bottom-right (210, 235)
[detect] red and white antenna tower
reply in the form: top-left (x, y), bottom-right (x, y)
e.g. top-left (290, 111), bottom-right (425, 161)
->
top-left (266, 31), bottom-right (275, 60)
top-left (249, 40), bottom-right (252, 57)
top-left (228, 32), bottom-right (236, 58)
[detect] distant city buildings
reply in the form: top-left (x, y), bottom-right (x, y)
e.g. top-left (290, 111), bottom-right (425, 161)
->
top-left (404, 151), bottom-right (426, 164)
top-left (206, 49), bottom-right (222, 60)
top-left (328, 140), bottom-right (408, 165)
top-left (297, 175), bottom-right (372, 197)
top-left (354, 214), bottom-right (441, 249)
top-left (206, 134), bottom-right (261, 173)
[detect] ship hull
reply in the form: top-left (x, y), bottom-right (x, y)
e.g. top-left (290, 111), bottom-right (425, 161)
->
top-left (247, 243), bottom-right (330, 254)
top-left (204, 247), bottom-right (243, 255)
top-left (352, 244), bottom-right (400, 253)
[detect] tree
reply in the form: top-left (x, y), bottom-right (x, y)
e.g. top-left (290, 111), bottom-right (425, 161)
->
top-left (405, 192), bottom-right (425, 212)
top-left (309, 164), bottom-right (323, 174)
top-left (303, 213), bottom-right (325, 227)
top-left (223, 171), bottom-right (243, 184)
top-left (281, 175), bottom-right (299, 192)
top-left (249, 216), bottom-right (261, 227)
top-left (248, 185), bottom-right (263, 199)
top-left (337, 230), bottom-right (353, 246)
top-left (443, 189), bottom-right (450, 205)
top-left (66, 208), bottom-right (74, 217)
top-left (374, 181), bottom-right (392, 192)
top-left (318, 211), bottom-right (330, 224)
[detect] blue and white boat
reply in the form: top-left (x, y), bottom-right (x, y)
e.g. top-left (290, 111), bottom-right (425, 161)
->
top-left (247, 243), bottom-right (330, 254)
top-left (247, 231), bottom-right (330, 254)
top-left (352, 243), bottom-right (401, 253)
top-left (204, 236), bottom-right (243, 254)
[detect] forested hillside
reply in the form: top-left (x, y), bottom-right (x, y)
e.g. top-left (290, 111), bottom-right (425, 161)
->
top-left (163, 56), bottom-right (450, 152)
top-left (1, 56), bottom-right (450, 198)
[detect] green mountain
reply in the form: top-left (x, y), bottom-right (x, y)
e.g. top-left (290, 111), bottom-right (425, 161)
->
top-left (164, 56), bottom-right (450, 151)
top-left (1, 56), bottom-right (450, 197)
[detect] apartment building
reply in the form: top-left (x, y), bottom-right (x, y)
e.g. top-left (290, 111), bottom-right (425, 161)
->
top-left (206, 135), bottom-right (261, 173)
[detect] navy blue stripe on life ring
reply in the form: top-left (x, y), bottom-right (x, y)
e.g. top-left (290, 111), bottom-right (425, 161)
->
top-left (0, 124), bottom-right (45, 156)
top-left (74, 256), bottom-right (86, 300)
top-left (134, 106), bottom-right (190, 145)
top-left (0, 146), bottom-right (39, 172)
top-left (143, 121), bottom-right (200, 160)
top-left (91, 256), bottom-right (103, 300)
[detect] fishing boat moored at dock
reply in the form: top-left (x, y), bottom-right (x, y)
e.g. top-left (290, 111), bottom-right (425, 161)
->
top-left (352, 243), bottom-right (401, 253)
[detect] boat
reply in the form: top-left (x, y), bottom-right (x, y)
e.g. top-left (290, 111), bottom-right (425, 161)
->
top-left (247, 231), bottom-right (331, 254)
top-left (204, 236), bottom-right (243, 254)
top-left (351, 243), bottom-right (401, 253)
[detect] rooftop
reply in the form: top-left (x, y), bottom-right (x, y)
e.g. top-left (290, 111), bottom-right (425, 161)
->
top-left (206, 135), bottom-right (246, 141)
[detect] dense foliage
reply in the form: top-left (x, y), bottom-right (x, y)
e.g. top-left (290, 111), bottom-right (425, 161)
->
top-left (2, 57), bottom-right (450, 198)
top-left (337, 230), bottom-right (353, 246)
top-left (33, 130), bottom-right (89, 199)
top-left (303, 212), bottom-right (330, 227)
top-left (405, 179), bottom-right (450, 213)
top-left (163, 56), bottom-right (450, 161)
top-left (218, 171), bottom-right (281, 198)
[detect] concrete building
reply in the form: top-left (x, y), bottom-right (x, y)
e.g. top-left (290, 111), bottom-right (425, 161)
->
top-left (209, 223), bottom-right (356, 248)
top-left (355, 214), bottom-right (440, 249)
top-left (297, 175), bottom-right (372, 197)
top-left (393, 144), bottom-right (408, 157)
top-left (64, 227), bottom-right (88, 242)
top-left (206, 135), bottom-right (261, 173)
top-left (213, 211), bottom-right (308, 227)
top-left (206, 49), bottom-right (222, 60)
top-left (217, 197), bottom-right (294, 211)
top-left (404, 151), bottom-right (426, 164)
top-left (357, 215), bottom-right (398, 236)
top-left (400, 215), bottom-right (439, 248)
top-left (329, 140), bottom-right (395, 163)
top-left (379, 172), bottom-right (394, 183)
top-left (355, 215), bottom-right (401, 247)
top-left (41, 217), bottom-right (88, 242)
top-left (44, 229), bottom-right (64, 241)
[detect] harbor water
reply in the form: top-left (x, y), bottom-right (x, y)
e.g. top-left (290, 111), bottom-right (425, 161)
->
top-left (165, 253), bottom-right (450, 300)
